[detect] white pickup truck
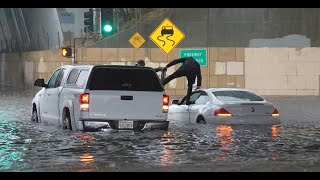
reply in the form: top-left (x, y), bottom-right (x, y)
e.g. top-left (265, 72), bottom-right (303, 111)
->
top-left (31, 64), bottom-right (169, 131)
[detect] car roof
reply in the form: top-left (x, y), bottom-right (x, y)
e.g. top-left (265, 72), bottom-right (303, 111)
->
top-left (204, 88), bottom-right (255, 93)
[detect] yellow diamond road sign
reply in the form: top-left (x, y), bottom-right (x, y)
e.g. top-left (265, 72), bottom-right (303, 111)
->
top-left (150, 18), bottom-right (185, 54)
top-left (129, 32), bottom-right (145, 48)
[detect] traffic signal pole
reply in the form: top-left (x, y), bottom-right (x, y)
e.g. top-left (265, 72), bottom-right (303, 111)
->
top-left (72, 37), bottom-right (96, 65)
top-left (61, 8), bottom-right (102, 64)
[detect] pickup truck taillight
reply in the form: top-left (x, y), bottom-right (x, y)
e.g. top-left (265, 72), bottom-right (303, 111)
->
top-left (163, 95), bottom-right (169, 113)
top-left (80, 93), bottom-right (89, 111)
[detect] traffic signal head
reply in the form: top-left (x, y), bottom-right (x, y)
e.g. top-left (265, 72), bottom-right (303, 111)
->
top-left (101, 8), bottom-right (114, 35)
top-left (61, 47), bottom-right (72, 58)
top-left (103, 24), bottom-right (113, 33)
top-left (84, 9), bottom-right (93, 32)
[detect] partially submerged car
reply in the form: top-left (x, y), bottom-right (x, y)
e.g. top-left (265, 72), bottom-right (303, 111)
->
top-left (168, 88), bottom-right (280, 125)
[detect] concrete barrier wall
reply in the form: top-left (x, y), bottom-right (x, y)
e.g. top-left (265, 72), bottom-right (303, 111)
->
top-left (0, 50), bottom-right (71, 88)
top-left (0, 47), bottom-right (319, 96)
top-left (246, 48), bottom-right (320, 95)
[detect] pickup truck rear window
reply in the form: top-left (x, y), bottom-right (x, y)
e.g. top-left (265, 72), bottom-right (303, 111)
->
top-left (88, 67), bottom-right (164, 91)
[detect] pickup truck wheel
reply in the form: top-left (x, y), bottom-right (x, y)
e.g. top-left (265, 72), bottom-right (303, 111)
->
top-left (63, 116), bottom-right (72, 131)
top-left (31, 109), bottom-right (39, 123)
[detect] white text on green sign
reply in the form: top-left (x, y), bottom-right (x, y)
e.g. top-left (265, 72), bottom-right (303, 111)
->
top-left (179, 49), bottom-right (207, 66)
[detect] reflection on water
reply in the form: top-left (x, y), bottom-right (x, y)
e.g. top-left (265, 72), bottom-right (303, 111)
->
top-left (159, 131), bottom-right (174, 166)
top-left (216, 125), bottom-right (235, 153)
top-left (75, 133), bottom-right (96, 172)
top-left (214, 124), bottom-right (281, 163)
top-left (0, 111), bottom-right (28, 171)
top-left (1, 88), bottom-right (320, 171)
top-left (0, 135), bottom-right (26, 170)
top-left (215, 125), bottom-right (234, 162)
top-left (76, 133), bottom-right (95, 141)
top-left (80, 154), bottom-right (94, 164)
top-left (271, 124), bottom-right (280, 140)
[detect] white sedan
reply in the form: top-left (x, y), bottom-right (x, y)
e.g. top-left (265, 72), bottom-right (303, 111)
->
top-left (168, 88), bottom-right (280, 125)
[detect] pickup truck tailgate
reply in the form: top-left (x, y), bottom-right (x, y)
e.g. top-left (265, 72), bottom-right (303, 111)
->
top-left (88, 90), bottom-right (164, 120)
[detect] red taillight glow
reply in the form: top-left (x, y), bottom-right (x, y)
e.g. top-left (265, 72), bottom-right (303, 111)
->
top-left (163, 95), bottom-right (169, 105)
top-left (272, 108), bottom-right (279, 117)
top-left (163, 95), bottom-right (169, 113)
top-left (214, 108), bottom-right (232, 117)
top-left (80, 93), bottom-right (89, 111)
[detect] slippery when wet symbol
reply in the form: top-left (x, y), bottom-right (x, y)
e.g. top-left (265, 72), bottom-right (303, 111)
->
top-left (150, 18), bottom-right (185, 54)
top-left (157, 26), bottom-right (175, 47)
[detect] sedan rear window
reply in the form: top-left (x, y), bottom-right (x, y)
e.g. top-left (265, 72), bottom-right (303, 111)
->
top-left (212, 91), bottom-right (264, 101)
top-left (88, 67), bottom-right (164, 91)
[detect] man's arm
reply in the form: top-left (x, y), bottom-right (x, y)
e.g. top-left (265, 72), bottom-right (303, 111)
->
top-left (153, 67), bottom-right (162, 72)
top-left (165, 58), bottom-right (186, 68)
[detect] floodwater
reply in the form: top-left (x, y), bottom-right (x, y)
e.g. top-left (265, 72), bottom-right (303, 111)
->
top-left (1, 86), bottom-right (320, 172)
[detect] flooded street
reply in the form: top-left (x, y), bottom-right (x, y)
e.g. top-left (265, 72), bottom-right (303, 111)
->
top-left (1, 86), bottom-right (320, 172)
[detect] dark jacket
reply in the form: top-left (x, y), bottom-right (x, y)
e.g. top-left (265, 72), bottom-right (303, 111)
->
top-left (166, 57), bottom-right (202, 86)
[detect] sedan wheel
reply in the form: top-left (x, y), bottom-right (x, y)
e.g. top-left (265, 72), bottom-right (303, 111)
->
top-left (197, 116), bottom-right (206, 124)
top-left (63, 116), bottom-right (72, 130)
top-left (31, 110), bottom-right (39, 123)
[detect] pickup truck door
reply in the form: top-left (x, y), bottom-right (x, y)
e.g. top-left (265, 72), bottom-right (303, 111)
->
top-left (42, 68), bottom-right (66, 126)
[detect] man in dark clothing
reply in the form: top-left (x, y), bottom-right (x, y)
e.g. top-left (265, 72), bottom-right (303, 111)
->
top-left (162, 57), bottom-right (202, 105)
top-left (135, 59), bottom-right (146, 67)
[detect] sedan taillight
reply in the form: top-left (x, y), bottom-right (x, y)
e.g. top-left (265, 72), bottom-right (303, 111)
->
top-left (272, 108), bottom-right (280, 117)
top-left (163, 95), bottom-right (169, 113)
top-left (80, 93), bottom-right (89, 111)
top-left (214, 108), bottom-right (232, 117)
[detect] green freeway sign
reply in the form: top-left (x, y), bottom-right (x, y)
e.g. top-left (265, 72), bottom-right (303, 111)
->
top-left (179, 49), bottom-right (207, 66)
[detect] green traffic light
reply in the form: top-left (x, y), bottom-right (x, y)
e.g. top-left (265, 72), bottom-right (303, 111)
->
top-left (103, 24), bottom-right (113, 33)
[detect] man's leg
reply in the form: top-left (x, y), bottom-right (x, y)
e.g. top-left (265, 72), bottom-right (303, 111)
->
top-left (163, 69), bottom-right (185, 86)
top-left (186, 84), bottom-right (193, 105)
top-left (185, 76), bottom-right (196, 105)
